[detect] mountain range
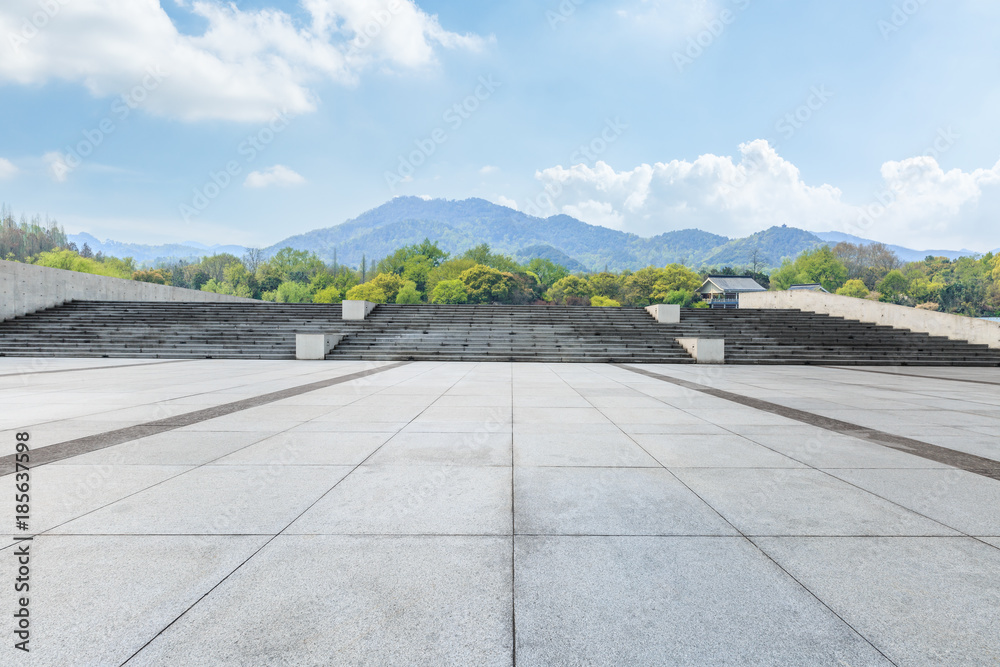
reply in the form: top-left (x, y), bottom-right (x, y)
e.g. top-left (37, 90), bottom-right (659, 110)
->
top-left (70, 197), bottom-right (993, 272)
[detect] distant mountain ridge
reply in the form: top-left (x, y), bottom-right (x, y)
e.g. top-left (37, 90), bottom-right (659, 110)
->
top-left (68, 232), bottom-right (248, 264)
top-left (70, 197), bottom-right (988, 271)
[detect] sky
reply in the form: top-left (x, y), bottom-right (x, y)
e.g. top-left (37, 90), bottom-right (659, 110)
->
top-left (1, 0), bottom-right (999, 251)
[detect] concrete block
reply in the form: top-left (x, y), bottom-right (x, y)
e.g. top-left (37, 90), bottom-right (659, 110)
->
top-left (295, 333), bottom-right (344, 360)
top-left (341, 300), bottom-right (377, 320)
top-left (676, 338), bottom-right (725, 364)
top-left (645, 304), bottom-right (681, 324)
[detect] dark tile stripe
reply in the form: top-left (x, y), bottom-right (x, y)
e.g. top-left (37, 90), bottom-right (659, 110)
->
top-left (615, 364), bottom-right (1000, 482)
top-left (0, 362), bottom-right (411, 475)
top-left (824, 365), bottom-right (1000, 387)
top-left (0, 359), bottom-right (193, 379)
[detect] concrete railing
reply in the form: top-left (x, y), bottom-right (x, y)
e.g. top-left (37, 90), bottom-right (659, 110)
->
top-left (0, 259), bottom-right (257, 322)
top-left (740, 290), bottom-right (1000, 349)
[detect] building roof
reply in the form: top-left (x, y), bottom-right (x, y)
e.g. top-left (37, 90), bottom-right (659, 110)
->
top-left (788, 283), bottom-right (830, 293)
top-left (698, 276), bottom-right (767, 294)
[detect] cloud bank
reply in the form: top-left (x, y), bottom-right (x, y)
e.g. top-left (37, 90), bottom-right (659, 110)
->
top-left (527, 140), bottom-right (1000, 251)
top-left (0, 0), bottom-right (488, 122)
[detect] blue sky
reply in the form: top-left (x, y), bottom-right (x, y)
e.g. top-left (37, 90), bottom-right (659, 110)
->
top-left (1, 0), bottom-right (999, 251)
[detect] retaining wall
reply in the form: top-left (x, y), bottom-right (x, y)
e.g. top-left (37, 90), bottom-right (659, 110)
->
top-left (740, 290), bottom-right (1000, 349)
top-left (1, 259), bottom-right (258, 322)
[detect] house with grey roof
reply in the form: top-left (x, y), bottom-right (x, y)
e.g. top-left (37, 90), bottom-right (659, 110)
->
top-left (696, 276), bottom-right (767, 309)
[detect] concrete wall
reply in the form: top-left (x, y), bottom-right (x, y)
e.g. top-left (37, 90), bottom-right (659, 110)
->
top-left (740, 289), bottom-right (1000, 349)
top-left (1, 259), bottom-right (258, 322)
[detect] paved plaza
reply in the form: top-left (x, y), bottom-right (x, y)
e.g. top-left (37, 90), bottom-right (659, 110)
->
top-left (2, 358), bottom-right (999, 665)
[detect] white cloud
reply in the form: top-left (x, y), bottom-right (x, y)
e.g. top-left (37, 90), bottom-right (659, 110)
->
top-left (43, 152), bottom-right (70, 182)
top-left (243, 165), bottom-right (306, 188)
top-left (479, 165), bottom-right (498, 175)
top-left (0, 158), bottom-right (18, 179)
top-left (493, 195), bottom-right (518, 210)
top-left (529, 140), bottom-right (1000, 250)
top-left (0, 0), bottom-right (488, 122)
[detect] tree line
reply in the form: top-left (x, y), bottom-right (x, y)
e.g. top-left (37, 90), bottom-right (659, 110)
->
top-left (6, 204), bottom-right (998, 317)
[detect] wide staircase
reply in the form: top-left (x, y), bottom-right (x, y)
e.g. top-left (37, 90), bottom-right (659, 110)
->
top-left (1, 301), bottom-right (999, 365)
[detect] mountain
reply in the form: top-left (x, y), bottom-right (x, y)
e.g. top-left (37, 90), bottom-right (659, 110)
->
top-left (265, 197), bottom-right (809, 271)
top-left (814, 232), bottom-right (979, 262)
top-left (68, 197), bottom-right (987, 272)
top-left (68, 232), bottom-right (248, 265)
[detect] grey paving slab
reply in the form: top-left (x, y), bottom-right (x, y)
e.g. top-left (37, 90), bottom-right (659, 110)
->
top-left (633, 433), bottom-right (805, 468)
top-left (754, 537), bottom-right (1000, 666)
top-left (50, 431), bottom-right (266, 466)
top-left (49, 465), bottom-right (351, 535)
top-left (514, 536), bottom-right (890, 666)
top-left (515, 467), bottom-right (736, 536)
top-left (983, 537), bottom-right (1000, 548)
top-left (214, 431), bottom-right (393, 466)
top-left (366, 431), bottom-right (512, 466)
top-left (673, 468), bottom-right (957, 536)
top-left (0, 535), bottom-right (268, 667)
top-left (14, 464), bottom-right (192, 533)
top-left (826, 468), bottom-right (1000, 536)
top-left (127, 535), bottom-right (512, 667)
top-left (286, 465), bottom-right (511, 535)
top-left (513, 431), bottom-right (659, 467)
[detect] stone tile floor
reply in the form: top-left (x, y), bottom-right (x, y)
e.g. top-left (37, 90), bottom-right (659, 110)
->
top-left (1, 358), bottom-right (999, 665)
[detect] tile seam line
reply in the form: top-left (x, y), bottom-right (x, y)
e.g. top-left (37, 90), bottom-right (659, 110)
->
top-left (613, 364), bottom-right (1000, 482)
top-left (566, 364), bottom-right (897, 665)
top-left (0, 361), bottom-right (412, 475)
top-left (0, 358), bottom-right (195, 378)
top-left (117, 360), bottom-right (448, 666)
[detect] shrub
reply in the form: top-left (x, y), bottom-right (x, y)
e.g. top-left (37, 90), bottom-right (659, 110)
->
top-left (312, 286), bottom-right (342, 304)
top-left (590, 295), bottom-right (621, 307)
top-left (835, 279), bottom-right (870, 299)
top-left (346, 283), bottom-right (388, 303)
top-left (430, 279), bottom-right (469, 304)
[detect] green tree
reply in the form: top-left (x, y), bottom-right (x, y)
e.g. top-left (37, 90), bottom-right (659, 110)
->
top-left (269, 248), bottom-right (326, 282)
top-left (395, 281), bottom-right (422, 304)
top-left (835, 279), bottom-right (870, 299)
top-left (274, 281), bottom-right (313, 303)
top-left (590, 295), bottom-right (621, 307)
top-left (430, 279), bottom-right (469, 304)
top-left (459, 265), bottom-right (514, 303)
top-left (588, 272), bottom-right (623, 300)
top-left (368, 272), bottom-right (406, 302)
top-left (426, 258), bottom-right (476, 293)
top-left (346, 283), bottom-right (388, 303)
top-left (312, 286), bottom-right (342, 304)
top-left (461, 244), bottom-right (520, 272)
top-left (545, 275), bottom-right (592, 304)
top-left (770, 247), bottom-right (848, 292)
top-left (876, 270), bottom-right (909, 302)
top-left (526, 258), bottom-right (570, 290)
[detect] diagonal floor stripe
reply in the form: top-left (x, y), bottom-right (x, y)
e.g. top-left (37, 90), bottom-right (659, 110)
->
top-left (615, 364), bottom-right (1000, 482)
top-left (0, 361), bottom-right (411, 475)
